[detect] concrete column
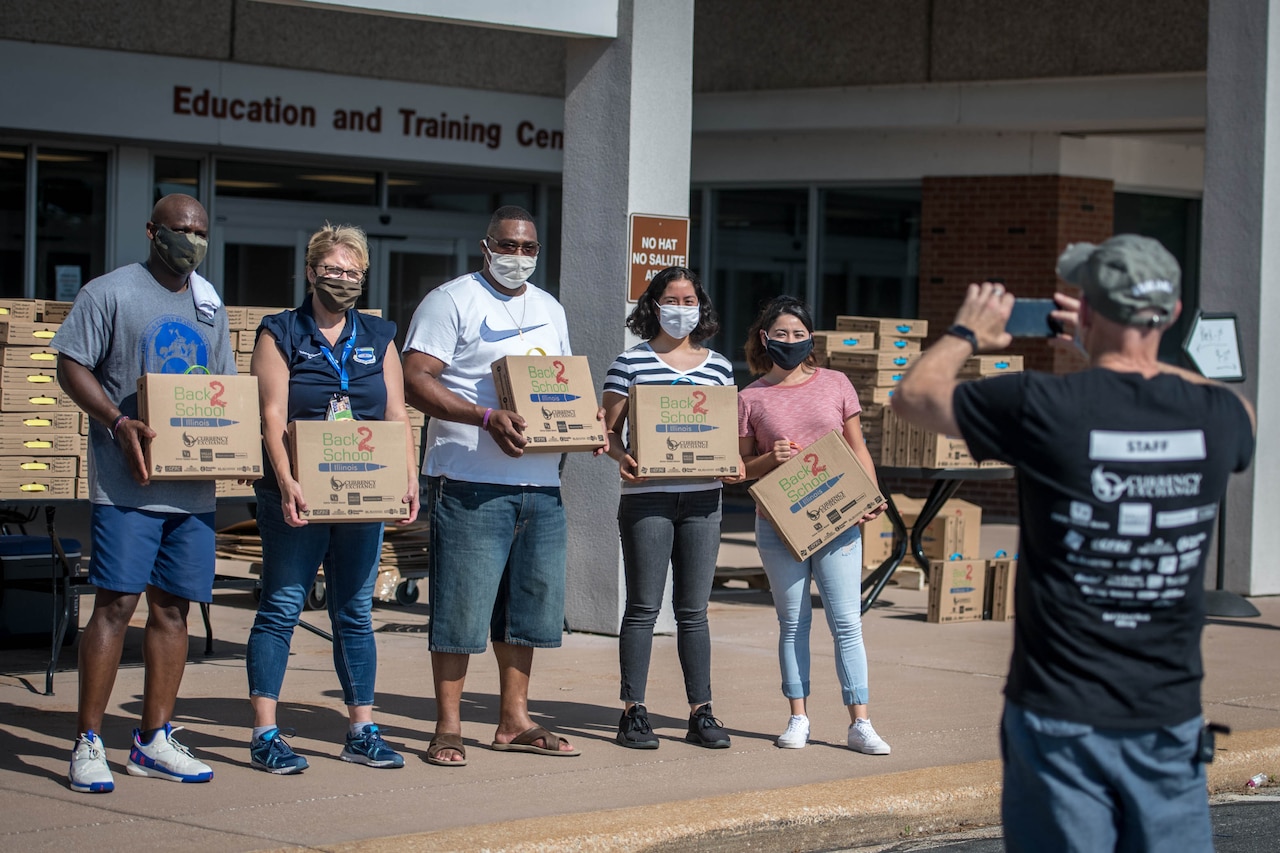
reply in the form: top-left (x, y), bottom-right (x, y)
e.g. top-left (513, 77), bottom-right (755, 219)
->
top-left (1202, 0), bottom-right (1280, 595)
top-left (559, 0), bottom-right (695, 634)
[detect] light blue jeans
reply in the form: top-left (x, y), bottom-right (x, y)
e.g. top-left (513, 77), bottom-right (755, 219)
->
top-left (246, 487), bottom-right (385, 707)
top-left (1001, 702), bottom-right (1212, 852)
top-left (755, 517), bottom-right (869, 706)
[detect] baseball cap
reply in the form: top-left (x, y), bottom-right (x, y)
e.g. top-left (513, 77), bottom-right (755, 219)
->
top-left (1055, 234), bottom-right (1181, 328)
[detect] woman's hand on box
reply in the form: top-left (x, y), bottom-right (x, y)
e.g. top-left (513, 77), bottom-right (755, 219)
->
top-left (719, 459), bottom-right (748, 485)
top-left (281, 480), bottom-right (309, 527)
top-left (859, 502), bottom-right (887, 524)
top-left (397, 479), bottom-right (420, 525)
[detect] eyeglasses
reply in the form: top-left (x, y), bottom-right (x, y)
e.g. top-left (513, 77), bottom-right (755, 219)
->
top-left (315, 264), bottom-right (366, 282)
top-left (485, 236), bottom-right (541, 257)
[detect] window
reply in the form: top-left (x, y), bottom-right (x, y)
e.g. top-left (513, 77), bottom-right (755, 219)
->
top-left (386, 173), bottom-right (534, 214)
top-left (817, 187), bottom-right (920, 328)
top-left (217, 160), bottom-right (378, 206)
top-left (1114, 192), bottom-right (1201, 365)
top-left (37, 149), bottom-right (108, 300)
top-left (0, 147), bottom-right (25, 297)
top-left (154, 157), bottom-right (202, 203)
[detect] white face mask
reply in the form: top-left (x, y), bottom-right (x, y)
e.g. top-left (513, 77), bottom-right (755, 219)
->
top-left (657, 304), bottom-right (700, 339)
top-left (486, 243), bottom-right (537, 288)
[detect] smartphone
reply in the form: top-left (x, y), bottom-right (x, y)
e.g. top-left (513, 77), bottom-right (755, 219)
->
top-left (1006, 298), bottom-right (1064, 338)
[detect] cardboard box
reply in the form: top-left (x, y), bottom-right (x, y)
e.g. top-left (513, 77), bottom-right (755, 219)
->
top-left (138, 373), bottom-right (263, 480)
top-left (830, 350), bottom-right (919, 372)
top-left (0, 300), bottom-right (39, 322)
top-left (860, 493), bottom-right (921, 567)
top-left (986, 557), bottom-right (1017, 621)
top-left (0, 411), bottom-right (81, 433)
top-left (245, 307), bottom-right (278, 332)
top-left (491, 355), bottom-right (605, 453)
top-left (235, 352), bottom-right (253, 373)
top-left (627, 384), bottom-right (740, 477)
top-left (875, 335), bottom-right (922, 352)
top-left (0, 320), bottom-right (61, 346)
top-left (811, 330), bottom-right (876, 354)
top-left (898, 498), bottom-right (983, 561)
top-left (835, 316), bottom-right (928, 338)
top-left (960, 355), bottom-right (1024, 377)
top-left (749, 430), bottom-right (885, 561)
top-left (235, 330), bottom-right (257, 353)
top-left (0, 476), bottom-right (76, 500)
top-left (225, 306), bottom-right (248, 330)
top-left (0, 386), bottom-right (75, 411)
top-left (0, 433), bottom-right (85, 455)
top-left (289, 419), bottom-right (410, 522)
top-left (918, 432), bottom-right (977, 469)
top-left (215, 479), bottom-right (257, 499)
top-left (0, 455), bottom-right (78, 478)
top-left (0, 367), bottom-right (60, 388)
top-left (927, 559), bottom-right (987, 623)
top-left (40, 301), bottom-right (74, 323)
top-left (0, 346), bottom-right (59, 367)
top-left (844, 370), bottom-right (907, 388)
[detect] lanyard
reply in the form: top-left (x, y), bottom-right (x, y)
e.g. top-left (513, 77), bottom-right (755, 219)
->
top-left (319, 325), bottom-right (356, 392)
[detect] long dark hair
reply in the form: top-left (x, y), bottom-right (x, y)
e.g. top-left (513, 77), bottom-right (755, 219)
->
top-left (744, 295), bottom-right (817, 375)
top-left (625, 266), bottom-right (720, 344)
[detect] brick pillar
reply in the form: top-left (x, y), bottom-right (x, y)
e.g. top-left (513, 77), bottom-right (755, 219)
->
top-left (903, 175), bottom-right (1114, 522)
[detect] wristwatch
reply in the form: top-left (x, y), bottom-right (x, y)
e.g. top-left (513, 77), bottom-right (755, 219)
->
top-left (944, 324), bottom-right (979, 354)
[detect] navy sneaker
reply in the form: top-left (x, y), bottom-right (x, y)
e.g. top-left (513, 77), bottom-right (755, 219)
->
top-left (250, 728), bottom-right (309, 775)
top-left (685, 703), bottom-right (731, 749)
top-left (340, 724), bottom-right (404, 769)
top-left (616, 704), bottom-right (659, 749)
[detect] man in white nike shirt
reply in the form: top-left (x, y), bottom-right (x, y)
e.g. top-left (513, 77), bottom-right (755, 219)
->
top-left (403, 206), bottom-right (603, 766)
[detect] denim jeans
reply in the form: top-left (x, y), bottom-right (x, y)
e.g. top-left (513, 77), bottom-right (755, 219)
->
top-left (617, 488), bottom-right (722, 705)
top-left (1001, 702), bottom-right (1211, 853)
top-left (426, 476), bottom-right (567, 653)
top-left (246, 488), bottom-right (384, 707)
top-left (755, 517), bottom-right (869, 706)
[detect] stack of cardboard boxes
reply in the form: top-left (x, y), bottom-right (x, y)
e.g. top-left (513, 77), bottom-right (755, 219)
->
top-left (0, 299), bottom-right (86, 500)
top-left (823, 316), bottom-right (927, 465)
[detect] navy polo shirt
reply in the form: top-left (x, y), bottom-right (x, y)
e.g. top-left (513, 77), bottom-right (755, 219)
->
top-left (255, 299), bottom-right (398, 491)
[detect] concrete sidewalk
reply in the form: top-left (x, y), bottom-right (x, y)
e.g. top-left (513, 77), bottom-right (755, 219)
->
top-left (2, 518), bottom-right (1279, 852)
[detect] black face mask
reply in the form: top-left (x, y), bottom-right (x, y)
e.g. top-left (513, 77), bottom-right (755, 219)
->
top-left (765, 337), bottom-right (814, 371)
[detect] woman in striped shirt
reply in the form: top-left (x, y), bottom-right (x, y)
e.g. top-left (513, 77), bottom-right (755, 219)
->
top-left (602, 266), bottom-right (740, 750)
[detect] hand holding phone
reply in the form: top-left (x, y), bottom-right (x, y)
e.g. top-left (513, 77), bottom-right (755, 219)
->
top-left (1006, 298), bottom-right (1065, 338)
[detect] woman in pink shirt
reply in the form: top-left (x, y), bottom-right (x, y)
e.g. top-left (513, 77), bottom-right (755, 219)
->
top-left (738, 296), bottom-right (890, 754)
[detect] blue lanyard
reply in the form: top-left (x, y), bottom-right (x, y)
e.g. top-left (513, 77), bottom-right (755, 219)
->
top-left (319, 324), bottom-right (356, 392)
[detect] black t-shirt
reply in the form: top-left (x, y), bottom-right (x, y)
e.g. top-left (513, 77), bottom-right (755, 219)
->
top-left (953, 369), bottom-right (1254, 728)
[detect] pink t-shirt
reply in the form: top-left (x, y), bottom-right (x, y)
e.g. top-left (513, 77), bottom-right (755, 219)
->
top-left (738, 367), bottom-right (863, 454)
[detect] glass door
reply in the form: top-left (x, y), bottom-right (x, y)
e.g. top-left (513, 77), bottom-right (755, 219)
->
top-left (366, 237), bottom-right (460, 347)
top-left (218, 226), bottom-right (309, 309)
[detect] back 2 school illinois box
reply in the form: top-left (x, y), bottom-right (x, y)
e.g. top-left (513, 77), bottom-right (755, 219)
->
top-left (628, 385), bottom-right (740, 478)
top-left (749, 430), bottom-right (885, 561)
top-left (138, 374), bottom-right (262, 480)
top-left (491, 355), bottom-right (604, 452)
top-left (289, 420), bottom-right (410, 522)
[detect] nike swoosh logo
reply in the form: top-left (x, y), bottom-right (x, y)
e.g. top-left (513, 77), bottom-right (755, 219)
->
top-left (479, 317), bottom-right (548, 342)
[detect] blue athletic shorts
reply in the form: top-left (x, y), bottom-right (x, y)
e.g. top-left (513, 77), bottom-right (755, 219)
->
top-left (88, 504), bottom-right (217, 603)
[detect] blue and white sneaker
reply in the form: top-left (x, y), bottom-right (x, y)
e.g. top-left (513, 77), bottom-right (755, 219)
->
top-left (126, 723), bottom-right (214, 782)
top-left (250, 727), bottom-right (309, 775)
top-left (69, 730), bottom-right (114, 793)
top-left (340, 724), bottom-right (404, 769)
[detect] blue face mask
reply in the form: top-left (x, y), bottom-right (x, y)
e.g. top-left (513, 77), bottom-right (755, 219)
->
top-left (765, 337), bottom-right (813, 371)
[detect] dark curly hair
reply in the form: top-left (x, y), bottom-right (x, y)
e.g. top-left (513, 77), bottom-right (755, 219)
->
top-left (744, 295), bottom-right (817, 375)
top-left (625, 267), bottom-right (720, 344)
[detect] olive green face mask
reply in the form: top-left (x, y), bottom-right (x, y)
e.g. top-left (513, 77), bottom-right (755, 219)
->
top-left (152, 224), bottom-right (208, 276)
top-left (312, 276), bottom-right (364, 313)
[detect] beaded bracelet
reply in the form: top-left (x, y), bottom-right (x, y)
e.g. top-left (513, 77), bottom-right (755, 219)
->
top-left (482, 408), bottom-right (494, 430)
top-left (110, 413), bottom-right (130, 440)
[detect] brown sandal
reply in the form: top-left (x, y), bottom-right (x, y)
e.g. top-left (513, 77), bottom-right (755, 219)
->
top-left (426, 733), bottom-right (468, 766)
top-left (490, 725), bottom-right (580, 756)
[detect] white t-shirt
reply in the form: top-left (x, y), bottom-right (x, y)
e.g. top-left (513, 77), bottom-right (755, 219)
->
top-left (403, 272), bottom-right (571, 487)
top-left (603, 342), bottom-right (735, 495)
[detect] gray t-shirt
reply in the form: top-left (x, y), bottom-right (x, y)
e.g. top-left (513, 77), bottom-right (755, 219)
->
top-left (52, 263), bottom-right (236, 513)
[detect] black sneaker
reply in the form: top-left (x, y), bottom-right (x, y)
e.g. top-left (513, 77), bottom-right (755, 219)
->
top-left (686, 703), bottom-right (731, 749)
top-left (616, 704), bottom-right (659, 749)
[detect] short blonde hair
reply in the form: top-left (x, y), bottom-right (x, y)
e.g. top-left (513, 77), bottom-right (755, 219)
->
top-left (306, 222), bottom-right (369, 272)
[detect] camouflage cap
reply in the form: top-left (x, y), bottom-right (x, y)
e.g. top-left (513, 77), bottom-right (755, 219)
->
top-left (1056, 234), bottom-right (1181, 328)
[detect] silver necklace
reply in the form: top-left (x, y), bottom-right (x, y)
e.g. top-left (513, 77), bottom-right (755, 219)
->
top-left (500, 292), bottom-right (528, 339)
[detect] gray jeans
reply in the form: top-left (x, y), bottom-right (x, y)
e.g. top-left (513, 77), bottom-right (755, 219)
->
top-left (617, 488), bottom-right (723, 706)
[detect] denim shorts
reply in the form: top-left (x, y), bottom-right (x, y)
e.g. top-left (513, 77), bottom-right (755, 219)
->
top-left (426, 476), bottom-right (567, 653)
top-left (88, 504), bottom-right (216, 603)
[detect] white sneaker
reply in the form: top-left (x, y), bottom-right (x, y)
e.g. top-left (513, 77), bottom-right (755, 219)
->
top-left (126, 723), bottom-right (213, 783)
top-left (776, 714), bottom-right (810, 749)
top-left (69, 731), bottom-right (114, 793)
top-left (848, 717), bottom-right (891, 754)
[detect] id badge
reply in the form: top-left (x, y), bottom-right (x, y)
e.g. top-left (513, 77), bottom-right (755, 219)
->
top-left (326, 394), bottom-right (354, 421)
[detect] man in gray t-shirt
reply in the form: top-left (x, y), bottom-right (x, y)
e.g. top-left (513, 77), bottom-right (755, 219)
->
top-left (53, 194), bottom-right (235, 794)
